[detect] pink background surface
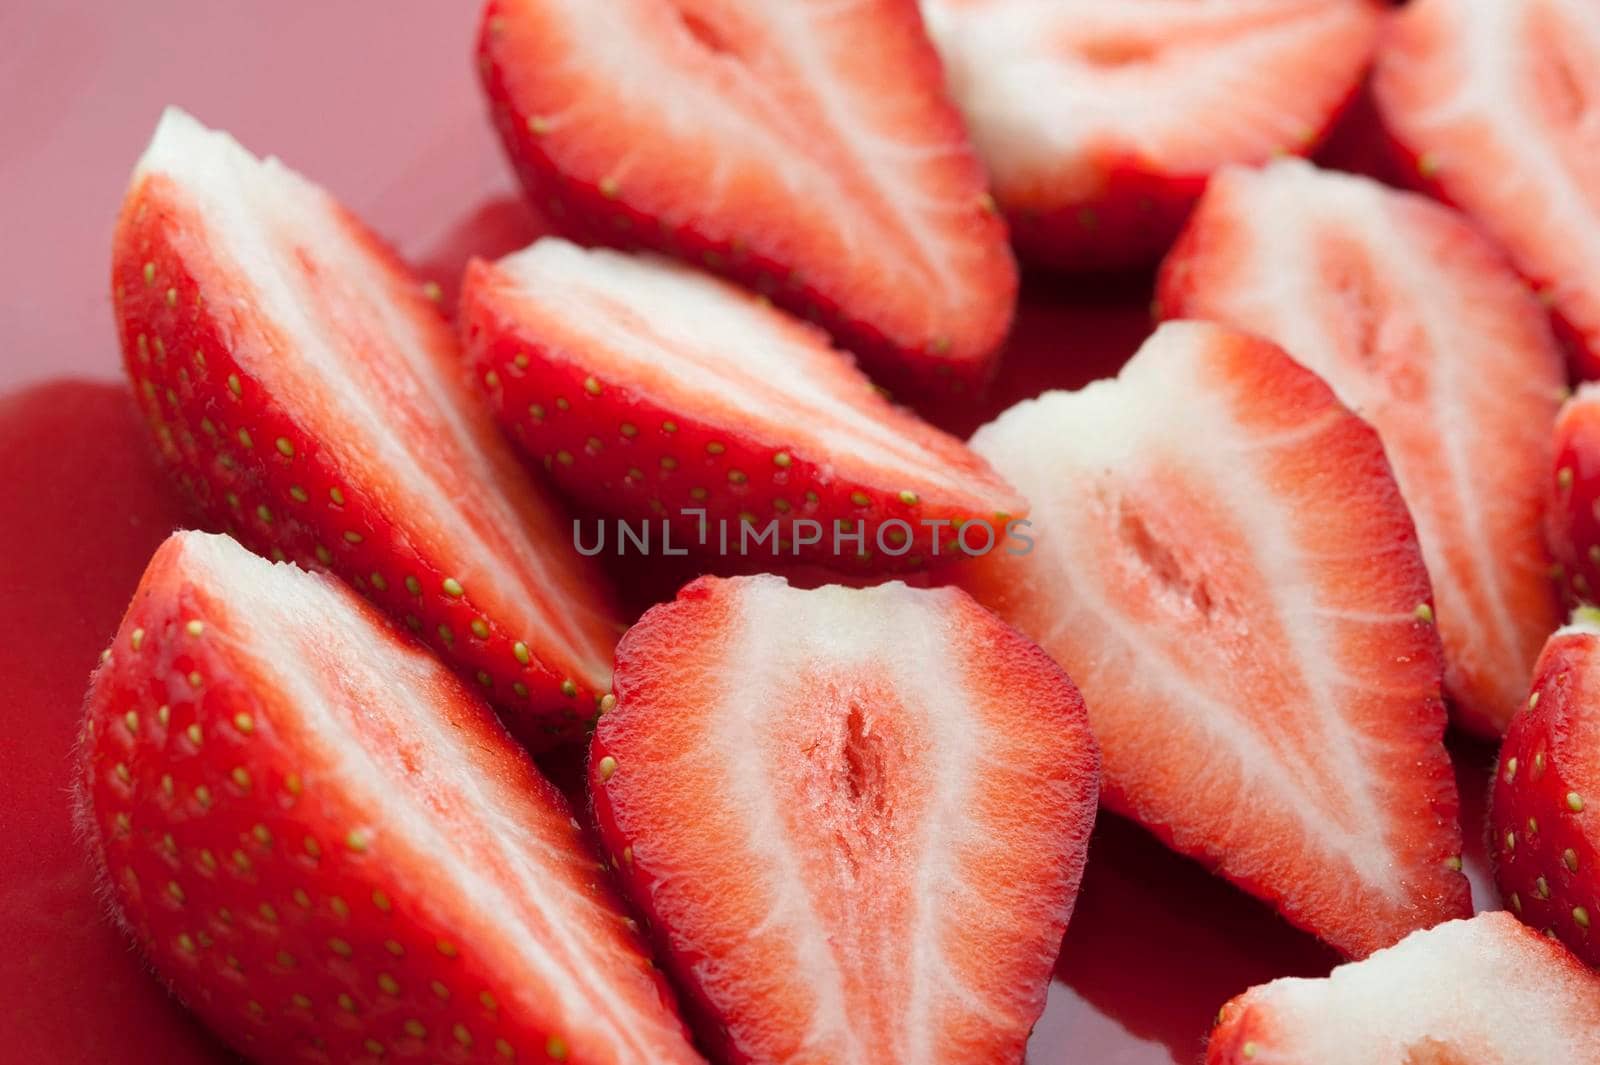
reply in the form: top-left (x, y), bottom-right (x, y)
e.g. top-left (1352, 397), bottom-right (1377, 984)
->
top-left (0, 4), bottom-right (1498, 1064)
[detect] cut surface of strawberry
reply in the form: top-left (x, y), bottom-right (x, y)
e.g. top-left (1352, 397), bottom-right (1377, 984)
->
top-left (921, 0), bottom-right (1382, 270)
top-left (1205, 912), bottom-right (1600, 1064)
top-left (1373, 0), bottom-right (1600, 379)
top-left (476, 0), bottom-right (1017, 394)
top-left (459, 239), bottom-right (1026, 573)
top-left (959, 320), bottom-right (1470, 958)
top-left (1159, 159), bottom-right (1565, 737)
top-left (1489, 609), bottom-right (1600, 967)
top-left (589, 575), bottom-right (1100, 1065)
top-left (114, 109), bottom-right (622, 747)
top-left (79, 530), bottom-right (702, 1065)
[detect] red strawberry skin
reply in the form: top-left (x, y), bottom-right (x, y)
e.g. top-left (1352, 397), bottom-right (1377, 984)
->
top-left (1549, 388), bottom-right (1600, 606)
top-left (1490, 614), bottom-right (1600, 966)
top-left (79, 531), bottom-right (703, 1065)
top-left (114, 111), bottom-right (623, 749)
top-left (588, 575), bottom-right (1100, 1065)
top-left (475, 0), bottom-right (1017, 396)
top-left (457, 243), bottom-right (1026, 574)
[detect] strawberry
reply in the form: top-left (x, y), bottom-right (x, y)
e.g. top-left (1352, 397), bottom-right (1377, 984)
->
top-left (1548, 386), bottom-right (1600, 604)
top-left (475, 0), bottom-right (1017, 396)
top-left (78, 530), bottom-right (703, 1065)
top-left (1158, 159), bottom-right (1566, 737)
top-left (1372, 0), bottom-right (1600, 379)
top-left (920, 0), bottom-right (1383, 271)
top-left (1489, 609), bottom-right (1600, 967)
top-left (458, 239), bottom-right (1026, 573)
top-left (959, 321), bottom-right (1471, 958)
top-left (114, 109), bottom-right (623, 749)
top-left (1205, 913), bottom-right (1600, 1064)
top-left (588, 575), bottom-right (1100, 1065)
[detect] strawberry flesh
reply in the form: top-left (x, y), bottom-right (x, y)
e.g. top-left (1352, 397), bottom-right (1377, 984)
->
top-left (589, 575), bottom-right (1100, 1065)
top-left (1373, 0), bottom-right (1600, 378)
top-left (960, 321), bottom-right (1471, 957)
top-left (114, 109), bottom-right (623, 748)
top-left (1159, 159), bottom-right (1565, 736)
top-left (1206, 913), bottom-right (1600, 1063)
top-left (476, 0), bottom-right (1017, 395)
top-left (78, 530), bottom-right (702, 1065)
top-left (922, 0), bottom-right (1382, 270)
top-left (458, 239), bottom-right (1026, 573)
top-left (1489, 611), bottom-right (1600, 967)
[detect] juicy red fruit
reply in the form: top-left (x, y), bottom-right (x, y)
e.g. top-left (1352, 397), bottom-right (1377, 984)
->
top-left (114, 109), bottom-right (622, 748)
top-left (1489, 611), bottom-right (1600, 966)
top-left (79, 530), bottom-right (702, 1064)
top-left (1159, 159), bottom-right (1565, 736)
top-left (476, 0), bottom-right (1017, 395)
top-left (961, 321), bottom-right (1471, 957)
top-left (1549, 387), bottom-right (1600, 605)
top-left (589, 575), bottom-right (1100, 1065)
top-left (458, 239), bottom-right (1025, 573)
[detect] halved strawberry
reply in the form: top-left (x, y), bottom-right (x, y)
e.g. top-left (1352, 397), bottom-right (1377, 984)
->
top-left (958, 321), bottom-right (1470, 958)
top-left (1489, 609), bottom-right (1600, 967)
top-left (1158, 159), bottom-right (1566, 737)
top-left (114, 109), bottom-right (622, 748)
top-left (1205, 913), bottom-right (1600, 1063)
top-left (475, 0), bottom-right (1017, 395)
top-left (458, 239), bottom-right (1026, 573)
top-left (1548, 386), bottom-right (1600, 603)
top-left (588, 575), bottom-right (1100, 1064)
top-left (79, 530), bottom-right (702, 1065)
top-left (921, 0), bottom-right (1383, 271)
top-left (1373, 0), bottom-right (1600, 379)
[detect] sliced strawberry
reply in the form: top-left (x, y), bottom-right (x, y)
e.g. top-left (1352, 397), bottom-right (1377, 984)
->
top-left (959, 321), bottom-right (1470, 958)
top-left (1158, 159), bottom-right (1566, 737)
top-left (1205, 913), bottom-right (1600, 1063)
top-left (79, 530), bottom-right (702, 1064)
top-left (114, 109), bottom-right (622, 748)
top-left (458, 239), bottom-right (1026, 573)
top-left (1548, 386), bottom-right (1600, 603)
top-left (1489, 610), bottom-right (1600, 966)
top-left (921, 0), bottom-right (1383, 271)
top-left (475, 0), bottom-right (1017, 395)
top-left (588, 575), bottom-right (1100, 1064)
top-left (1373, 0), bottom-right (1600, 379)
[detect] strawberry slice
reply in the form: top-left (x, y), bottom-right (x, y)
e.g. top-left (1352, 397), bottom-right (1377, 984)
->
top-left (1373, 0), bottom-right (1600, 379)
top-left (588, 575), bottom-right (1100, 1064)
top-left (78, 530), bottom-right (702, 1065)
top-left (1489, 609), bottom-right (1600, 967)
top-left (475, 0), bottom-right (1017, 395)
top-left (1548, 386), bottom-right (1600, 604)
top-left (920, 0), bottom-right (1383, 271)
top-left (114, 109), bottom-right (622, 748)
top-left (458, 239), bottom-right (1026, 573)
top-left (1205, 913), bottom-right (1600, 1064)
top-left (959, 321), bottom-right (1471, 958)
top-left (1158, 159), bottom-right (1566, 737)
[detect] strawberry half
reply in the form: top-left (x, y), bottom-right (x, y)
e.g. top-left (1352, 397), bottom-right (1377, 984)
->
top-left (114, 109), bottom-right (622, 748)
top-left (1158, 159), bottom-right (1566, 737)
top-left (458, 239), bottom-right (1026, 573)
top-left (475, 0), bottom-right (1017, 395)
top-left (1373, 0), bottom-right (1600, 379)
top-left (921, 0), bottom-right (1383, 271)
top-left (588, 575), bottom-right (1100, 1064)
top-left (1205, 913), bottom-right (1600, 1064)
top-left (78, 530), bottom-right (702, 1065)
top-left (1548, 386), bottom-right (1600, 604)
top-left (1489, 609), bottom-right (1600, 967)
top-left (959, 321), bottom-right (1471, 958)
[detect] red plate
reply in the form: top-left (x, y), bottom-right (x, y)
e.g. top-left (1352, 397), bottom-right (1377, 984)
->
top-left (0, 4), bottom-right (1496, 1063)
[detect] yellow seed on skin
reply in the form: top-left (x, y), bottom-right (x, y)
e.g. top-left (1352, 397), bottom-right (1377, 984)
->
top-left (386, 940), bottom-right (405, 956)
top-left (198, 849), bottom-right (216, 871)
top-left (1537, 876), bottom-right (1551, 899)
top-left (431, 979), bottom-right (450, 998)
top-left (329, 938), bottom-right (353, 958)
top-left (124, 709), bottom-right (140, 733)
top-left (1571, 792), bottom-right (1587, 812)
top-left (338, 994), bottom-right (356, 1013)
top-left (234, 713), bottom-right (255, 734)
top-left (227, 373), bottom-right (241, 394)
top-left (584, 376), bottom-right (602, 396)
top-left (289, 485), bottom-right (308, 503)
top-left (477, 671), bottom-right (493, 687)
top-left (661, 456), bottom-right (678, 470)
top-left (561, 679), bottom-right (578, 698)
top-left (513, 641), bottom-right (530, 665)
top-left (1566, 848), bottom-right (1580, 872)
top-left (378, 973), bottom-right (400, 995)
top-left (291, 993), bottom-right (312, 1009)
top-left (443, 577), bottom-right (464, 597)
top-left (276, 950), bottom-right (296, 969)
top-left (479, 991), bottom-right (498, 1011)
top-left (346, 829), bottom-right (370, 852)
top-left (1531, 691), bottom-right (1542, 709)
top-left (363, 1038), bottom-right (384, 1056)
top-left (1529, 817), bottom-right (1540, 835)
top-left (599, 693), bottom-right (617, 715)
top-left (598, 756), bottom-right (618, 781)
top-left (1535, 752), bottom-right (1547, 778)
top-left (496, 1038), bottom-right (514, 1059)
top-left (112, 812), bottom-right (131, 835)
top-left (231, 849), bottom-right (249, 871)
top-left (1505, 757), bottom-right (1519, 783)
top-left (437, 939), bottom-right (458, 958)
top-left (728, 470), bottom-right (747, 484)
top-left (130, 627), bottom-right (146, 651)
top-left (1512, 892), bottom-right (1523, 913)
top-left (1506, 830), bottom-right (1517, 851)
top-left (304, 835), bottom-right (321, 858)
top-left (1577, 907), bottom-right (1592, 929)
top-left (690, 487), bottom-right (708, 500)
top-left (706, 441), bottom-right (726, 455)
top-left (454, 1023), bottom-right (473, 1047)
top-left (471, 619), bottom-right (490, 639)
top-left (315, 545), bottom-right (333, 565)
top-left (773, 451), bottom-right (792, 468)
top-left (898, 490), bottom-right (919, 506)
top-left (1242, 1043), bottom-right (1258, 1061)
top-left (850, 491), bottom-right (871, 507)
top-left (404, 1019), bottom-right (426, 1038)
top-left (194, 785), bottom-right (213, 809)
top-left (168, 881), bottom-right (185, 904)
top-left (1414, 603), bottom-right (1434, 624)
top-left (142, 262), bottom-right (156, 284)
top-left (186, 723), bottom-right (203, 746)
top-left (599, 177), bottom-right (620, 199)
top-left (343, 530), bottom-right (363, 544)
top-left (294, 889), bottom-right (311, 908)
top-left (160, 774), bottom-right (174, 798)
top-left (556, 397), bottom-right (570, 411)
top-left (285, 773), bottom-right (302, 795)
top-left (620, 422), bottom-right (638, 437)
top-left (176, 933), bottom-right (195, 952)
top-left (513, 682), bottom-right (529, 699)
top-left (231, 767), bottom-right (251, 790)
top-left (547, 1035), bottom-right (569, 1060)
top-left (484, 370), bottom-right (500, 390)
top-left (259, 902), bottom-right (278, 923)
top-left (187, 671), bottom-right (203, 688)
top-left (372, 890), bottom-right (391, 912)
